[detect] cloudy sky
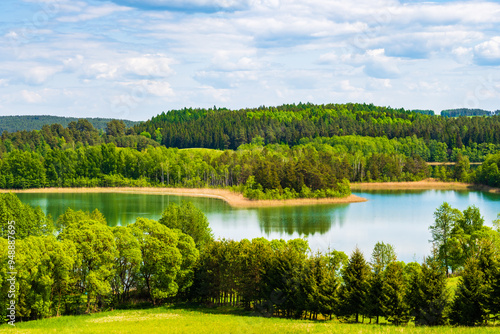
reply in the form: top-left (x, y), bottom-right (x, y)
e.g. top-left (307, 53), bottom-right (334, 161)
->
top-left (1, 0), bottom-right (500, 121)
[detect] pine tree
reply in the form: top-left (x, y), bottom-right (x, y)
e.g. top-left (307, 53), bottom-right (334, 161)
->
top-left (338, 247), bottom-right (369, 323)
top-left (450, 257), bottom-right (488, 326)
top-left (413, 255), bottom-right (449, 326)
top-left (381, 262), bottom-right (410, 326)
top-left (366, 242), bottom-right (396, 324)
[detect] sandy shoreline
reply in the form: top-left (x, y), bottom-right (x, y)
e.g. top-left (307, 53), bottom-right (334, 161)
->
top-left (5, 187), bottom-right (368, 208)
top-left (351, 179), bottom-right (500, 193)
top-left (5, 179), bottom-right (498, 208)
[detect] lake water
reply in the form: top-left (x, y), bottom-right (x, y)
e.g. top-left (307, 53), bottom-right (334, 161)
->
top-left (16, 190), bottom-right (500, 263)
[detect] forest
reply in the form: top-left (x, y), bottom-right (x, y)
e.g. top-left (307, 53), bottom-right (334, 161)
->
top-left (0, 115), bottom-right (138, 134)
top-left (1, 192), bottom-right (500, 326)
top-left (440, 109), bottom-right (497, 118)
top-left (0, 103), bottom-right (500, 198)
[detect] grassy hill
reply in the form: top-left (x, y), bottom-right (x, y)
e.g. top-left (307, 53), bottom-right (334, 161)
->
top-left (0, 306), bottom-right (497, 334)
top-left (0, 115), bottom-right (139, 133)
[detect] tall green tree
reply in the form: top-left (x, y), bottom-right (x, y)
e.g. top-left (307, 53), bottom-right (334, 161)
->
top-left (381, 262), bottom-right (410, 326)
top-left (408, 254), bottom-right (449, 326)
top-left (338, 247), bottom-right (370, 323)
top-left (58, 220), bottom-right (117, 313)
top-left (429, 202), bottom-right (462, 275)
top-left (127, 218), bottom-right (182, 305)
top-left (158, 201), bottom-right (213, 250)
top-left (367, 242), bottom-right (396, 324)
top-left (111, 226), bottom-right (142, 303)
top-left (450, 257), bottom-right (489, 326)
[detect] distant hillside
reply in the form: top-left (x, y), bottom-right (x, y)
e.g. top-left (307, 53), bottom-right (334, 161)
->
top-left (440, 108), bottom-right (494, 117)
top-left (0, 115), bottom-right (140, 133)
top-left (411, 109), bottom-right (435, 116)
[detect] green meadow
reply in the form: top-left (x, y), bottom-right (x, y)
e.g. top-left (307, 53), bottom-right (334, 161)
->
top-left (1, 306), bottom-right (499, 334)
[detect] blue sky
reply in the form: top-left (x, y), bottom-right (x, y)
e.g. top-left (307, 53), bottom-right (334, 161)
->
top-left (1, 0), bottom-right (500, 121)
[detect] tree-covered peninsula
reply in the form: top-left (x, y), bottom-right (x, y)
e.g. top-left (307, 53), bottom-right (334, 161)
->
top-left (1, 103), bottom-right (499, 198)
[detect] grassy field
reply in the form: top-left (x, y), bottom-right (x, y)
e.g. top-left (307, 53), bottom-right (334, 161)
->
top-left (1, 306), bottom-right (499, 334)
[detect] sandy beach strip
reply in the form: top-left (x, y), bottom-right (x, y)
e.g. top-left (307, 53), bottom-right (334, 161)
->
top-left (6, 187), bottom-right (368, 208)
top-left (351, 179), bottom-right (500, 193)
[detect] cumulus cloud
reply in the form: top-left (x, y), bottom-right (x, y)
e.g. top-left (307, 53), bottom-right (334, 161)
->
top-left (81, 54), bottom-right (174, 80)
top-left (21, 90), bottom-right (44, 103)
top-left (474, 37), bottom-right (500, 66)
top-left (363, 49), bottom-right (401, 79)
top-left (24, 66), bottom-right (61, 85)
top-left (4, 0), bottom-right (500, 117)
top-left (124, 55), bottom-right (174, 77)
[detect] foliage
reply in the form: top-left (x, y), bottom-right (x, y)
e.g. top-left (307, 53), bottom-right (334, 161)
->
top-left (58, 219), bottom-right (117, 313)
top-left (0, 115), bottom-right (138, 134)
top-left (1, 193), bottom-right (500, 329)
top-left (407, 255), bottom-right (449, 326)
top-left (0, 192), bottom-right (53, 239)
top-left (338, 247), bottom-right (370, 323)
top-left (127, 218), bottom-right (183, 305)
top-left (429, 203), bottom-right (462, 275)
top-left (449, 257), bottom-right (489, 326)
top-left (158, 201), bottom-right (213, 250)
top-left (381, 262), bottom-right (410, 325)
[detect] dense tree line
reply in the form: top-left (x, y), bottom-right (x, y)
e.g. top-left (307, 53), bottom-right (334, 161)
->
top-left (0, 105), bottom-right (499, 196)
top-left (0, 115), bottom-right (138, 134)
top-left (190, 209), bottom-right (500, 326)
top-left (441, 109), bottom-right (496, 117)
top-left (1, 132), bottom-right (499, 197)
top-left (0, 193), bottom-right (210, 321)
top-left (2, 104), bottom-right (499, 163)
top-left (0, 137), bottom-right (442, 198)
top-left (2, 194), bottom-right (499, 326)
top-left (134, 103), bottom-right (500, 151)
top-left (0, 119), bottom-right (158, 153)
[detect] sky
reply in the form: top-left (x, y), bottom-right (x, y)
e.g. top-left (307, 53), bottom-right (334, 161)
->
top-left (1, 0), bottom-right (500, 121)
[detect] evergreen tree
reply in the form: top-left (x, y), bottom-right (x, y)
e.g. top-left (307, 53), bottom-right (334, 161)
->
top-left (411, 255), bottom-right (449, 326)
top-left (366, 242), bottom-right (396, 324)
top-left (450, 257), bottom-right (488, 326)
top-left (381, 262), bottom-right (410, 325)
top-left (338, 247), bottom-right (369, 323)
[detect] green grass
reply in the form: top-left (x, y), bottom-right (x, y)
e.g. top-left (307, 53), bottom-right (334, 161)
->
top-left (1, 306), bottom-right (498, 334)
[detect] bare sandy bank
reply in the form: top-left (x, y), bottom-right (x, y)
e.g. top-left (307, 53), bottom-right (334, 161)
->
top-left (6, 187), bottom-right (368, 208)
top-left (351, 179), bottom-right (500, 193)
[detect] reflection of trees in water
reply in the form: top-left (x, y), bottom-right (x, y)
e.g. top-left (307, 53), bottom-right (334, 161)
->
top-left (257, 204), bottom-right (349, 236)
top-left (19, 193), bottom-right (231, 228)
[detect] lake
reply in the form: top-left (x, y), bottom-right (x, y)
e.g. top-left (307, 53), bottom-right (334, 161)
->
top-left (16, 189), bottom-right (500, 263)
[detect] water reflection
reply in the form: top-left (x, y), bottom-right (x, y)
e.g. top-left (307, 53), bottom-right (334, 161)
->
top-left (15, 189), bottom-right (500, 264)
top-left (257, 204), bottom-right (348, 236)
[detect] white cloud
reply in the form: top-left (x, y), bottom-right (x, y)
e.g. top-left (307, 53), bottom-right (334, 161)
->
top-left (3, 0), bottom-right (500, 118)
top-left (363, 49), bottom-right (401, 79)
top-left (24, 66), bottom-right (61, 84)
top-left (474, 37), bottom-right (500, 65)
top-left (137, 80), bottom-right (174, 97)
top-left (21, 90), bottom-right (44, 103)
top-left (124, 55), bottom-right (174, 77)
top-left (57, 3), bottom-right (130, 22)
top-left (87, 62), bottom-right (118, 80)
top-left (81, 54), bottom-right (174, 80)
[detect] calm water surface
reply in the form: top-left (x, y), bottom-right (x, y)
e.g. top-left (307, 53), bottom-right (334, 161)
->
top-left (17, 190), bottom-right (500, 263)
